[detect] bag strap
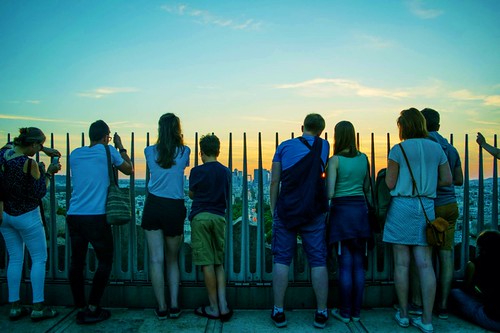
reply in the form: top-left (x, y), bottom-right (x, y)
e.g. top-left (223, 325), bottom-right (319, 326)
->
top-left (364, 155), bottom-right (374, 206)
top-left (398, 143), bottom-right (431, 224)
top-left (104, 144), bottom-right (117, 186)
top-left (298, 136), bottom-right (326, 171)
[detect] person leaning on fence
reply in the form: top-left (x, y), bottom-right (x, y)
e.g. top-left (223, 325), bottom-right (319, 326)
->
top-left (269, 113), bottom-right (330, 329)
top-left (0, 127), bottom-right (61, 321)
top-left (188, 134), bottom-right (233, 322)
top-left (66, 120), bottom-right (133, 325)
top-left (449, 229), bottom-right (500, 332)
top-left (383, 108), bottom-right (452, 333)
top-left (141, 113), bottom-right (190, 320)
top-left (326, 121), bottom-right (373, 324)
top-left (476, 132), bottom-right (500, 159)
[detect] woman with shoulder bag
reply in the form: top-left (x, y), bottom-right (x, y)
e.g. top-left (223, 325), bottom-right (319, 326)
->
top-left (383, 108), bottom-right (452, 333)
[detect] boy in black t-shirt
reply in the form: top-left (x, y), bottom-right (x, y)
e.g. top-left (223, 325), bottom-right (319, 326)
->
top-left (189, 134), bottom-right (233, 322)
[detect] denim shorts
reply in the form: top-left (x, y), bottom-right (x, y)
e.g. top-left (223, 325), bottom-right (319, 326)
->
top-left (272, 212), bottom-right (327, 267)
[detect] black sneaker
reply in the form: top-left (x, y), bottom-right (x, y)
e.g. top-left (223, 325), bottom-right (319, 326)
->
top-left (314, 311), bottom-right (328, 329)
top-left (169, 307), bottom-right (181, 319)
top-left (154, 308), bottom-right (168, 320)
top-left (271, 310), bottom-right (287, 328)
top-left (436, 308), bottom-right (448, 320)
top-left (76, 307), bottom-right (111, 325)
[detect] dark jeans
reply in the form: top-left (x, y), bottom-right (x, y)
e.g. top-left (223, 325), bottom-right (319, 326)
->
top-left (336, 239), bottom-right (366, 318)
top-left (450, 288), bottom-right (500, 332)
top-left (67, 215), bottom-right (114, 308)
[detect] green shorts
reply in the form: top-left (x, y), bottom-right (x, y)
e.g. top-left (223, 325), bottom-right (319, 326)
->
top-left (435, 202), bottom-right (459, 251)
top-left (190, 212), bottom-right (226, 266)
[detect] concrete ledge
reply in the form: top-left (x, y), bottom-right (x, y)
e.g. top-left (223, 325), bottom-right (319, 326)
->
top-left (2, 280), bottom-right (396, 309)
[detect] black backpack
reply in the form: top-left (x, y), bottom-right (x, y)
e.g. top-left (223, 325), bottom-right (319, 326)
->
top-left (374, 168), bottom-right (392, 231)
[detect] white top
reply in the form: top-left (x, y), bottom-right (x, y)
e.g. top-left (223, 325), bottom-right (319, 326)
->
top-left (145, 145), bottom-right (190, 199)
top-left (67, 144), bottom-right (125, 215)
top-left (388, 138), bottom-right (448, 198)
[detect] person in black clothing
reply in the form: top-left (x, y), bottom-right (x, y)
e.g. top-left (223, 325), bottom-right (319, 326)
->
top-left (449, 229), bottom-right (500, 332)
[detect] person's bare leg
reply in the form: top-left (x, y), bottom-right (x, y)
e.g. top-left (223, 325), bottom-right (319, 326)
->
top-left (413, 246), bottom-right (436, 324)
top-left (273, 263), bottom-right (290, 308)
top-left (438, 249), bottom-right (453, 310)
top-left (215, 264), bottom-right (229, 314)
top-left (311, 266), bottom-right (328, 310)
top-left (393, 244), bottom-right (411, 318)
top-left (165, 235), bottom-right (183, 309)
top-left (410, 256), bottom-right (422, 307)
top-left (202, 265), bottom-right (220, 317)
top-left (145, 230), bottom-right (166, 311)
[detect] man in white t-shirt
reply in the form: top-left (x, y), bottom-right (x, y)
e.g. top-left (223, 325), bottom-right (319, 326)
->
top-left (67, 120), bottom-right (133, 325)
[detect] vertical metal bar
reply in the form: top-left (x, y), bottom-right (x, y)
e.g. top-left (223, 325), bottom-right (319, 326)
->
top-left (492, 135), bottom-right (498, 229)
top-left (478, 138), bottom-right (484, 233)
top-left (356, 132), bottom-right (360, 150)
top-left (48, 133), bottom-right (56, 279)
top-left (256, 133), bottom-right (264, 281)
top-left (127, 132), bottom-right (136, 280)
top-left (63, 133), bottom-right (71, 278)
top-left (462, 134), bottom-right (470, 270)
top-left (194, 132), bottom-right (199, 167)
top-left (227, 133), bottom-right (234, 280)
top-left (241, 133), bottom-right (249, 281)
top-left (144, 133), bottom-right (150, 281)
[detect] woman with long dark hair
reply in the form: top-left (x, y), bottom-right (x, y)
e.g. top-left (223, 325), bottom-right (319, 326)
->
top-left (326, 121), bottom-right (372, 323)
top-left (384, 108), bottom-right (452, 333)
top-left (141, 113), bottom-right (190, 319)
top-left (0, 127), bottom-right (61, 321)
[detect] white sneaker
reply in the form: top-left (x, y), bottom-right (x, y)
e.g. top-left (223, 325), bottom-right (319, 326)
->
top-left (394, 311), bottom-right (409, 328)
top-left (331, 308), bottom-right (350, 323)
top-left (411, 317), bottom-right (434, 333)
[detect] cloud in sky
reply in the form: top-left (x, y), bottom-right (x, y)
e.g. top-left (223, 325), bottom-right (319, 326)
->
top-left (357, 34), bottom-right (393, 49)
top-left (274, 78), bottom-right (409, 100)
top-left (0, 114), bottom-right (88, 125)
top-left (407, 0), bottom-right (443, 19)
top-left (4, 100), bottom-right (41, 104)
top-left (78, 87), bottom-right (138, 99)
top-left (449, 89), bottom-right (500, 107)
top-left (161, 4), bottom-right (262, 30)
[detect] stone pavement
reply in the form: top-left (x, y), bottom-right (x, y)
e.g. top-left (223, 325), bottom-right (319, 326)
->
top-left (0, 306), bottom-right (492, 333)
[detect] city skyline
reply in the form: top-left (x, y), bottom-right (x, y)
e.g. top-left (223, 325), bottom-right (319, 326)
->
top-left (1, 1), bottom-right (499, 177)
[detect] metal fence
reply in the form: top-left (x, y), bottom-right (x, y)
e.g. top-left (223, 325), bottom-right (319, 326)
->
top-left (0, 132), bottom-right (498, 285)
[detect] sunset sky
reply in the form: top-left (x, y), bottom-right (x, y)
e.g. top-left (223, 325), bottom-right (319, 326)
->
top-left (1, 1), bottom-right (499, 178)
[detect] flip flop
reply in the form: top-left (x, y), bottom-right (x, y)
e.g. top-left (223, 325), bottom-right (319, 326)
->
top-left (220, 309), bottom-right (233, 322)
top-left (194, 306), bottom-right (219, 320)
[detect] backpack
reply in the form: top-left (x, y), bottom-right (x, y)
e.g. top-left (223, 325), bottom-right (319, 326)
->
top-left (373, 168), bottom-right (392, 232)
top-left (276, 136), bottom-right (328, 230)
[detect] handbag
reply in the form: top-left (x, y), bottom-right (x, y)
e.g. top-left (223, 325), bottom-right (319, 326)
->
top-left (104, 144), bottom-right (131, 226)
top-left (363, 156), bottom-right (379, 233)
top-left (399, 143), bottom-right (449, 247)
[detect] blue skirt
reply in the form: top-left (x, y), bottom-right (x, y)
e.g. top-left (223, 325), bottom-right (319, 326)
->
top-left (328, 196), bottom-right (372, 245)
top-left (383, 196), bottom-right (434, 246)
